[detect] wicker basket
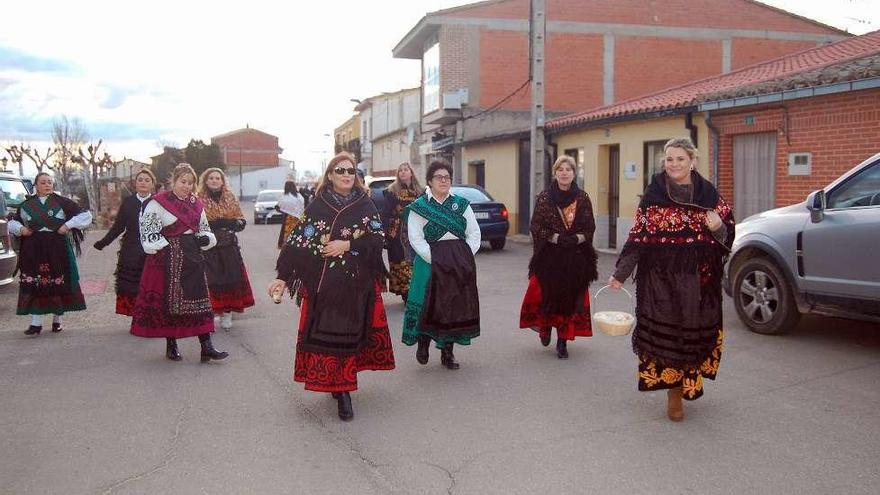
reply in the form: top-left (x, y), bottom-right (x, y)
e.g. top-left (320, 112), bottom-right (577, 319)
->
top-left (591, 285), bottom-right (636, 336)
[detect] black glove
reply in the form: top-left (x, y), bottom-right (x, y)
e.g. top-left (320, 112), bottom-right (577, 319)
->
top-left (196, 235), bottom-right (211, 247)
top-left (234, 218), bottom-right (246, 232)
top-left (94, 239), bottom-right (108, 251)
top-left (557, 234), bottom-right (578, 247)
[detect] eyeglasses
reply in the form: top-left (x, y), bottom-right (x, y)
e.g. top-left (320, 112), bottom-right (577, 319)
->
top-left (333, 167), bottom-right (357, 176)
top-left (431, 175), bottom-right (451, 183)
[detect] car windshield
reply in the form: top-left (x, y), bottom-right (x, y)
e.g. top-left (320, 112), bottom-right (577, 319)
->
top-left (452, 186), bottom-right (490, 203)
top-left (256, 191), bottom-right (282, 202)
top-left (0, 178), bottom-right (29, 207)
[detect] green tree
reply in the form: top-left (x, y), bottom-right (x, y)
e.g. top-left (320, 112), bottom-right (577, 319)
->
top-left (184, 139), bottom-right (225, 176)
top-left (153, 146), bottom-right (185, 189)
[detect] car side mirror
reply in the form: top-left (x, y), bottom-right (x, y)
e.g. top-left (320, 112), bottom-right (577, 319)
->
top-left (807, 189), bottom-right (825, 223)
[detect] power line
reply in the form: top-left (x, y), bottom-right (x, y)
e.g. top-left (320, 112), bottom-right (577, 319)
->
top-left (462, 78), bottom-right (531, 121)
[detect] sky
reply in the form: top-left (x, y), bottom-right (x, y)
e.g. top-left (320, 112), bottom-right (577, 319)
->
top-left (1, 0), bottom-right (877, 177)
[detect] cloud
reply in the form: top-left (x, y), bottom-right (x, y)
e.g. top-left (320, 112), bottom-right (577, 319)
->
top-left (0, 45), bottom-right (79, 74)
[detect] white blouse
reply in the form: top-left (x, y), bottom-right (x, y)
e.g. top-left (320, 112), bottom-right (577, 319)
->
top-left (139, 199), bottom-right (217, 254)
top-left (277, 192), bottom-right (304, 217)
top-left (407, 190), bottom-right (481, 264)
top-left (8, 195), bottom-right (93, 236)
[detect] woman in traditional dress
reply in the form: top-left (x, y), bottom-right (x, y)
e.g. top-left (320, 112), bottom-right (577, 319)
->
top-left (9, 172), bottom-right (91, 335)
top-left (93, 168), bottom-right (156, 316)
top-left (131, 163), bottom-right (228, 362)
top-left (197, 168), bottom-right (255, 330)
top-left (519, 155), bottom-right (598, 359)
top-left (382, 162), bottom-right (424, 302)
top-left (276, 180), bottom-right (304, 249)
top-left (402, 160), bottom-right (481, 370)
top-left (609, 138), bottom-right (734, 421)
top-left (268, 152), bottom-right (394, 421)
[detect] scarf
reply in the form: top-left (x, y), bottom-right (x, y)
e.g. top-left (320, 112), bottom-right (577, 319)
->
top-left (321, 187), bottom-right (364, 211)
top-left (548, 180), bottom-right (580, 208)
top-left (153, 191), bottom-right (204, 232)
top-left (200, 187), bottom-right (243, 221)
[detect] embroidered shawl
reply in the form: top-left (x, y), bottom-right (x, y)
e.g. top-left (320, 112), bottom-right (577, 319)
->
top-left (200, 188), bottom-right (243, 221)
top-left (153, 191), bottom-right (204, 233)
top-left (407, 194), bottom-right (469, 243)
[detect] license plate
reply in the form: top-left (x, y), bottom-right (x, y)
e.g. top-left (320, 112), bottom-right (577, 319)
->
top-left (474, 212), bottom-right (489, 219)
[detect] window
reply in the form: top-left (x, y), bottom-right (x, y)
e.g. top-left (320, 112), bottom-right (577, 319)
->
top-left (643, 140), bottom-right (667, 190)
top-left (423, 41), bottom-right (440, 114)
top-left (827, 162), bottom-right (880, 209)
top-left (563, 148), bottom-right (585, 188)
top-left (0, 177), bottom-right (29, 207)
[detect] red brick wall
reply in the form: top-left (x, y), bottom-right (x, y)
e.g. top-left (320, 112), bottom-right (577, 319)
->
top-left (615, 36), bottom-right (722, 102)
top-left (441, 25), bottom-right (470, 94)
top-left (544, 0), bottom-right (839, 33)
top-left (712, 89), bottom-right (880, 209)
top-left (212, 129), bottom-right (280, 167)
top-left (545, 33), bottom-right (604, 112)
top-left (479, 29), bottom-right (531, 109)
top-left (731, 38), bottom-right (818, 70)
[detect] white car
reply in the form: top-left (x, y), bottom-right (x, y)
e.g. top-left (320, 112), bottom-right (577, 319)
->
top-left (253, 189), bottom-right (284, 224)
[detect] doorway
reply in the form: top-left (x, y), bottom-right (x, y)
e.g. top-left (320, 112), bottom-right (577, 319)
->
top-left (733, 133), bottom-right (776, 219)
top-left (608, 145), bottom-right (620, 249)
top-left (518, 139), bottom-right (531, 234)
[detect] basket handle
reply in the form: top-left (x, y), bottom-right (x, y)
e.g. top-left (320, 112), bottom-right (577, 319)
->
top-left (592, 284), bottom-right (635, 314)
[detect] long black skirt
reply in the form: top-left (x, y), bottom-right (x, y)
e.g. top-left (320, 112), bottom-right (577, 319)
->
top-left (419, 239), bottom-right (480, 339)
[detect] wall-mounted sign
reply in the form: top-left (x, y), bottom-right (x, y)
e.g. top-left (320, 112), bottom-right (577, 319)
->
top-left (624, 161), bottom-right (637, 180)
top-left (744, 115), bottom-right (755, 125)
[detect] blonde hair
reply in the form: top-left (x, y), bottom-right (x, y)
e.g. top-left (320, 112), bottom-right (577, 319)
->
top-left (664, 137), bottom-right (698, 160)
top-left (552, 155), bottom-right (577, 174)
top-left (171, 163), bottom-right (197, 185)
top-left (197, 167), bottom-right (229, 195)
top-left (388, 162), bottom-right (424, 196)
top-left (315, 152), bottom-right (369, 196)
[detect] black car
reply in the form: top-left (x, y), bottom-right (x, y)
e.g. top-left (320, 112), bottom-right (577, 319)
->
top-left (451, 185), bottom-right (509, 250)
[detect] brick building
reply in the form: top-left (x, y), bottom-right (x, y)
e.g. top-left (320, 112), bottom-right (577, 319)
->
top-left (543, 30), bottom-right (880, 249)
top-left (393, 0), bottom-right (847, 233)
top-left (211, 126), bottom-right (283, 169)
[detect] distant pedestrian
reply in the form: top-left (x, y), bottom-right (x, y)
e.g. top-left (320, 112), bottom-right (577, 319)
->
top-left (519, 155), bottom-right (598, 359)
top-left (93, 168), bottom-right (157, 316)
top-left (131, 163), bottom-right (228, 363)
top-left (269, 152), bottom-right (394, 421)
top-left (276, 180), bottom-right (304, 248)
top-left (8, 172), bottom-right (91, 335)
top-left (402, 159), bottom-right (481, 370)
top-left (608, 138), bottom-right (734, 421)
top-left (382, 162), bottom-right (424, 302)
top-left (198, 168), bottom-right (255, 330)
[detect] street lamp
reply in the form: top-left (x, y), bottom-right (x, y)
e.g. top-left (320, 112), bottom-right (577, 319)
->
top-left (0, 157), bottom-right (7, 172)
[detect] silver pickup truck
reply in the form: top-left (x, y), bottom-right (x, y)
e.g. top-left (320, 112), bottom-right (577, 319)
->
top-left (724, 153), bottom-right (880, 334)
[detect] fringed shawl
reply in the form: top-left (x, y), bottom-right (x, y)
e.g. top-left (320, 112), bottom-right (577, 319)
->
top-left (200, 188), bottom-right (243, 221)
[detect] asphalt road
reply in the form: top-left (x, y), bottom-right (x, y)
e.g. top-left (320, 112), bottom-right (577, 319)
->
top-left (1, 207), bottom-right (878, 494)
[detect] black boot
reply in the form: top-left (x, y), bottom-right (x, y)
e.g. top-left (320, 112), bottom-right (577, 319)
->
top-left (416, 335), bottom-right (430, 365)
top-left (166, 338), bottom-right (182, 361)
top-left (51, 322), bottom-right (63, 333)
top-left (440, 343), bottom-right (460, 370)
top-left (336, 392), bottom-right (354, 421)
top-left (539, 327), bottom-right (552, 347)
top-left (199, 333), bottom-right (228, 362)
top-left (331, 392), bottom-right (341, 399)
top-left (24, 325), bottom-right (42, 336)
top-left (556, 338), bottom-right (569, 359)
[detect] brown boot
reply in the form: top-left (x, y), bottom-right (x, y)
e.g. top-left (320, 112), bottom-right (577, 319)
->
top-left (667, 387), bottom-right (684, 422)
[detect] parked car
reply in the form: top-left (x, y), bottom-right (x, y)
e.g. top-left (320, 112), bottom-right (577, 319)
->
top-left (365, 176), bottom-right (394, 214)
top-left (724, 152), bottom-right (880, 334)
top-left (0, 219), bottom-right (16, 286)
top-left (253, 189), bottom-right (284, 224)
top-left (451, 185), bottom-right (509, 250)
top-left (1, 172), bottom-right (31, 217)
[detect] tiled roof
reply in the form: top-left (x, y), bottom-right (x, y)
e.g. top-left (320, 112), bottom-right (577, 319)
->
top-left (547, 30), bottom-right (880, 131)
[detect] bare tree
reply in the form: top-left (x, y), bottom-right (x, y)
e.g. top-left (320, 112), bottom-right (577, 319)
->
top-left (4, 144), bottom-right (28, 176)
top-left (22, 145), bottom-right (58, 174)
top-left (71, 140), bottom-right (113, 211)
top-left (52, 116), bottom-right (89, 192)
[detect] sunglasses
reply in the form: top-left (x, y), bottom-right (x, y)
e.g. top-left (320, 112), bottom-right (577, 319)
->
top-left (333, 167), bottom-right (357, 176)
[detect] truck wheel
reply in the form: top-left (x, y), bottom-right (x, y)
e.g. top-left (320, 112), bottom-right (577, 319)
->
top-left (733, 257), bottom-right (801, 335)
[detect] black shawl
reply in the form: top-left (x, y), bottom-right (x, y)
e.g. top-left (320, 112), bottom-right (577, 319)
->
top-left (275, 189), bottom-right (386, 355)
top-left (624, 171), bottom-right (735, 369)
top-left (528, 183), bottom-right (598, 315)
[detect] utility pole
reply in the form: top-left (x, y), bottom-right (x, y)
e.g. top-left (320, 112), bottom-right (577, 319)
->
top-left (529, 0), bottom-right (546, 216)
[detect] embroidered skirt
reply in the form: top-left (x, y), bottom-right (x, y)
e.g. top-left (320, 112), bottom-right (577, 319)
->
top-left (402, 239), bottom-right (480, 347)
top-left (204, 242), bottom-right (255, 313)
top-left (130, 235), bottom-right (214, 338)
top-left (293, 282), bottom-right (395, 392)
top-left (519, 275), bottom-right (592, 340)
top-left (16, 231), bottom-right (86, 315)
top-left (113, 242), bottom-right (146, 316)
top-left (638, 329), bottom-right (723, 400)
